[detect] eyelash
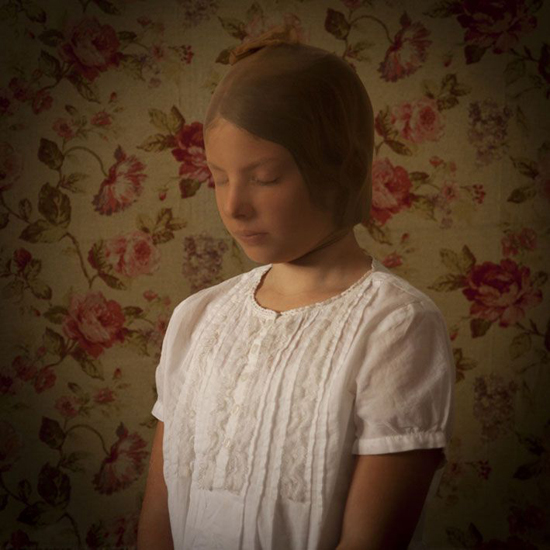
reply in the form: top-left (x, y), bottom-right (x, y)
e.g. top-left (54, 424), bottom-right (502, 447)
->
top-left (215, 178), bottom-right (279, 186)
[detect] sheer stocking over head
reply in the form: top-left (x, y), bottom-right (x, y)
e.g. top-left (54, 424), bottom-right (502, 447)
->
top-left (205, 24), bottom-right (375, 261)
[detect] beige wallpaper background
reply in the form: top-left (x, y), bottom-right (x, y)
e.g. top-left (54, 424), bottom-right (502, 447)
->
top-left (0, 0), bottom-right (549, 548)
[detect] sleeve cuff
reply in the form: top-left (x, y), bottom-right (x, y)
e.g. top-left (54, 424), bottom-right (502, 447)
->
top-left (352, 431), bottom-right (447, 455)
top-left (151, 400), bottom-right (164, 421)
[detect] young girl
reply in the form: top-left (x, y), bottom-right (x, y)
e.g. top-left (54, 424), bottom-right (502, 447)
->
top-left (138, 26), bottom-right (454, 550)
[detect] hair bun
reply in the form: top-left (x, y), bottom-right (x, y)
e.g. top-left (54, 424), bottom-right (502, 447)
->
top-left (228, 23), bottom-right (301, 65)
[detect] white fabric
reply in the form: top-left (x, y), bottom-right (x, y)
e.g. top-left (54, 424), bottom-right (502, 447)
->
top-left (152, 256), bottom-right (455, 549)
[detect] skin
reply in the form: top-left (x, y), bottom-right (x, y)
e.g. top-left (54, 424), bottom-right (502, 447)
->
top-left (138, 117), bottom-right (443, 548)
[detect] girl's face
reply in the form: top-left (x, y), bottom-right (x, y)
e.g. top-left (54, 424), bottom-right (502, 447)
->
top-left (204, 118), bottom-right (337, 265)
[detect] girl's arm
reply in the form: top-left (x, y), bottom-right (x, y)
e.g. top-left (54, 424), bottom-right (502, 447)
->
top-left (336, 448), bottom-right (443, 550)
top-left (137, 421), bottom-right (174, 550)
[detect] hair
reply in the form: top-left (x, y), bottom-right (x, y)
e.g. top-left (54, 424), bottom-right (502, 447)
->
top-left (204, 38), bottom-right (374, 228)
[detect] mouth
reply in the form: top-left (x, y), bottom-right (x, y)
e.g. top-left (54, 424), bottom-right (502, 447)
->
top-left (235, 231), bottom-right (267, 244)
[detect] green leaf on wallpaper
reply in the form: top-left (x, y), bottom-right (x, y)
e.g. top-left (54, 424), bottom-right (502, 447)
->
top-left (137, 133), bottom-right (174, 152)
top-left (39, 417), bottom-right (65, 450)
top-left (136, 213), bottom-right (154, 233)
top-left (38, 138), bottom-right (64, 170)
top-left (20, 220), bottom-right (66, 243)
top-left (428, 274), bottom-right (466, 292)
top-left (68, 382), bottom-right (89, 402)
top-left (39, 50), bottom-right (61, 79)
top-left (18, 501), bottom-right (64, 527)
top-left (510, 157), bottom-right (538, 179)
top-left (59, 451), bottom-right (89, 473)
top-left (18, 198), bottom-right (32, 221)
top-left (0, 212), bottom-right (8, 229)
top-left (125, 329), bottom-right (149, 355)
top-left (152, 229), bottom-right (175, 245)
top-left (464, 44), bottom-right (487, 65)
top-left (37, 463), bottom-right (70, 508)
top-left (17, 479), bottom-right (32, 503)
top-left (437, 96), bottom-right (459, 110)
top-left (505, 58), bottom-right (526, 85)
top-left (411, 195), bottom-right (435, 220)
top-left (470, 318), bottom-right (492, 338)
top-left (38, 183), bottom-right (71, 227)
top-left (325, 9), bottom-right (350, 40)
top-left (169, 106), bottom-right (185, 134)
top-left (44, 305), bottom-right (68, 324)
top-left (1, 280), bottom-right (24, 300)
top-left (365, 221), bottom-right (392, 245)
top-left (423, 0), bottom-right (463, 18)
top-left (507, 185), bottom-right (537, 203)
top-left (440, 248), bottom-right (473, 275)
top-left (38, 29), bottom-right (64, 47)
top-left (513, 459), bottom-right (542, 480)
top-left (179, 178), bottom-right (201, 198)
top-left (61, 172), bottom-right (88, 193)
top-left (386, 140), bottom-right (413, 155)
top-left (510, 332), bottom-right (531, 360)
top-left (68, 73), bottom-right (100, 103)
top-left (218, 16), bottom-right (247, 40)
top-left (149, 108), bottom-right (171, 132)
top-left (93, 0), bottom-right (122, 15)
top-left (99, 272), bottom-right (127, 290)
top-left (516, 432), bottom-right (544, 455)
top-left (409, 171), bottom-right (430, 183)
top-left (71, 349), bottom-right (105, 380)
top-left (347, 40), bottom-right (373, 62)
top-left (246, 1), bottom-right (262, 22)
top-left (21, 0), bottom-right (46, 23)
top-left (29, 279), bottom-right (52, 300)
top-left (117, 30), bottom-right (137, 46)
top-left (43, 328), bottom-right (65, 356)
top-left (531, 271), bottom-right (548, 288)
top-left (123, 306), bottom-right (143, 320)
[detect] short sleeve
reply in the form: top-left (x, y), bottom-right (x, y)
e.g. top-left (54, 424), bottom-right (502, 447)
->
top-left (151, 302), bottom-right (182, 422)
top-left (352, 300), bottom-right (455, 455)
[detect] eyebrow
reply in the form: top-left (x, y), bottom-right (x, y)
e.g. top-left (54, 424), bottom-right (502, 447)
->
top-left (206, 157), bottom-right (279, 171)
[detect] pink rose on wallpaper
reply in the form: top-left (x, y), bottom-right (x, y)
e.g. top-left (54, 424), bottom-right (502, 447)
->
top-left (31, 90), bottom-right (53, 114)
top-left (370, 158), bottom-right (413, 225)
top-left (103, 231), bottom-right (161, 278)
top-left (91, 110), bottom-right (112, 126)
top-left (34, 367), bottom-right (56, 393)
top-left (53, 118), bottom-right (77, 140)
top-left (171, 121), bottom-right (213, 193)
top-left (59, 17), bottom-right (123, 82)
top-left (382, 252), bottom-right (403, 268)
top-left (182, 233), bottom-right (228, 293)
top-left (501, 228), bottom-right (537, 257)
top-left (12, 355), bottom-right (37, 381)
top-left (62, 291), bottom-right (126, 358)
top-left (0, 421), bottom-right (23, 472)
top-left (92, 146), bottom-right (146, 215)
top-left (462, 259), bottom-right (542, 327)
top-left (390, 97), bottom-right (444, 144)
top-left (457, 0), bottom-right (537, 56)
top-left (55, 395), bottom-right (81, 418)
top-left (93, 423), bottom-right (148, 494)
top-left (379, 13), bottom-right (431, 82)
top-left (86, 514), bottom-right (139, 549)
top-left (94, 387), bottom-right (115, 404)
top-left (0, 142), bottom-right (22, 192)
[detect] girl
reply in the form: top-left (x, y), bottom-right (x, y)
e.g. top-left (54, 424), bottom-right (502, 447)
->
top-left (138, 25), bottom-right (454, 550)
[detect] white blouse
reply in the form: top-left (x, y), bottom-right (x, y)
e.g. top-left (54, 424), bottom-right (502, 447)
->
top-left (152, 256), bottom-right (455, 549)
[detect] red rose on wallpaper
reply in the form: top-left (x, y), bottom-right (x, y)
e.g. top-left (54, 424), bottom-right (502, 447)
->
top-left (93, 423), bottom-right (148, 494)
top-left (370, 158), bottom-right (413, 225)
top-left (55, 395), bottom-right (81, 418)
top-left (59, 16), bottom-right (123, 82)
top-left (457, 0), bottom-right (537, 56)
top-left (462, 259), bottom-right (543, 327)
top-left (94, 387), bottom-right (115, 404)
top-left (34, 366), bottom-right (56, 393)
top-left (92, 146), bottom-right (146, 215)
top-left (0, 141), bottom-right (22, 192)
top-left (171, 121), bottom-right (214, 194)
top-left (0, 421), bottom-right (23, 473)
top-left (390, 97), bottom-right (444, 144)
top-left (62, 291), bottom-right (126, 358)
top-left (103, 230), bottom-right (161, 278)
top-left (379, 13), bottom-right (431, 82)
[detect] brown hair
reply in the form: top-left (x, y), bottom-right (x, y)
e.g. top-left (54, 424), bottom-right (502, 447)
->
top-left (204, 30), bottom-right (374, 228)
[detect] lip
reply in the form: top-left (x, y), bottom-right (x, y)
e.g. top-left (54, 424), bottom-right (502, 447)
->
top-left (235, 231), bottom-right (267, 243)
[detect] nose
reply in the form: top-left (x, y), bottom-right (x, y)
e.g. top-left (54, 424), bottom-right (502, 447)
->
top-left (219, 180), bottom-right (254, 220)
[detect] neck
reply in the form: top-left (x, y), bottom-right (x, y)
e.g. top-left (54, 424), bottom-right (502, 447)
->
top-left (264, 230), bottom-right (372, 296)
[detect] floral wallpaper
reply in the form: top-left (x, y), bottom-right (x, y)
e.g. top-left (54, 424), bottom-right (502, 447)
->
top-left (0, 0), bottom-right (549, 548)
